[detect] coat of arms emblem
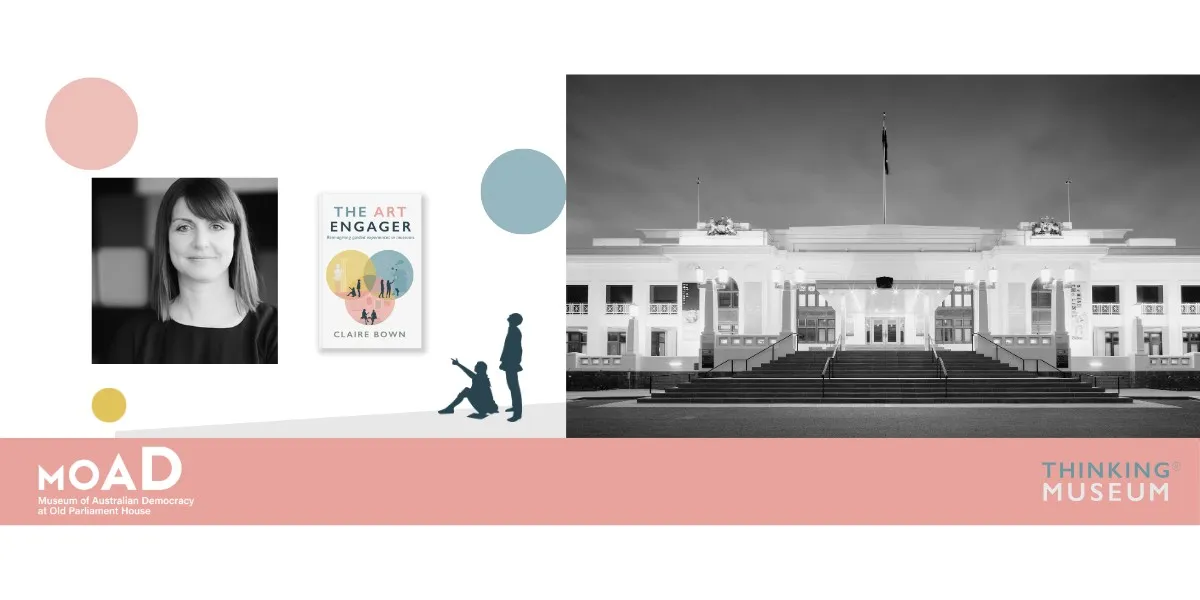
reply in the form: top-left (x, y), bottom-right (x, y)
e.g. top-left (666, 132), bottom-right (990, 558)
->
top-left (705, 216), bottom-right (738, 236)
top-left (1031, 216), bottom-right (1063, 236)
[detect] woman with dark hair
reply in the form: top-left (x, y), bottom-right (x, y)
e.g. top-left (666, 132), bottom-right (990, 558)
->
top-left (109, 178), bottom-right (277, 364)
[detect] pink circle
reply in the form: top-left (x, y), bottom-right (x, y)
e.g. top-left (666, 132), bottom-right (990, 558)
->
top-left (345, 293), bottom-right (396, 325)
top-left (45, 78), bottom-right (137, 169)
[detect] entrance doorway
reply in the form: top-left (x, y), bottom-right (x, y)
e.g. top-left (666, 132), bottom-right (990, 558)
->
top-left (866, 317), bottom-right (905, 344)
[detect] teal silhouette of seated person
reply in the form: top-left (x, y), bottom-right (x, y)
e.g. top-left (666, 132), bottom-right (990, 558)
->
top-left (439, 358), bottom-right (499, 419)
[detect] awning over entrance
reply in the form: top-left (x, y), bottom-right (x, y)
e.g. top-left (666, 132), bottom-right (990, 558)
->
top-left (815, 279), bottom-right (956, 318)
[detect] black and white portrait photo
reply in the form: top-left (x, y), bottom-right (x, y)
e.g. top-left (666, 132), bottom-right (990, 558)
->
top-left (91, 177), bottom-right (279, 364)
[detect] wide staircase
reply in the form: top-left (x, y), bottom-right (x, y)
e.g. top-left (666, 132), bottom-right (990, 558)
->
top-left (647, 348), bottom-right (1129, 403)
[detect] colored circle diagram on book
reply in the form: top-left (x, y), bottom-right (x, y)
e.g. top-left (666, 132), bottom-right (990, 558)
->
top-left (325, 249), bottom-right (414, 326)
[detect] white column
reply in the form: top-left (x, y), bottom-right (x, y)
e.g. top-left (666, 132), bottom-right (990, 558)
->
top-left (1132, 316), bottom-right (1145, 357)
top-left (977, 285), bottom-right (989, 336)
top-left (779, 283), bottom-right (791, 336)
top-left (1054, 282), bottom-right (1067, 335)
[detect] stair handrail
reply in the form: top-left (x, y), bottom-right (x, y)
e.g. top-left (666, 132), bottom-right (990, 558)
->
top-left (937, 356), bottom-right (949, 397)
top-left (1030, 358), bottom-right (1072, 379)
top-left (822, 335), bottom-right (843, 378)
top-left (972, 333), bottom-right (1070, 378)
top-left (702, 333), bottom-right (797, 379)
top-left (1078, 373), bottom-right (1128, 394)
top-left (745, 332), bottom-right (796, 367)
top-left (820, 357), bottom-right (831, 398)
top-left (703, 358), bottom-right (744, 377)
top-left (819, 334), bottom-right (844, 399)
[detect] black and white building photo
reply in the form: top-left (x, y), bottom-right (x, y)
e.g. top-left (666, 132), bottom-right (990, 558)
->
top-left (565, 75), bottom-right (1200, 438)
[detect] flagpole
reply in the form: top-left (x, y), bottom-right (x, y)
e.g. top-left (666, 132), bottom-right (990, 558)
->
top-left (696, 177), bottom-right (701, 227)
top-left (1065, 179), bottom-right (1072, 223)
top-left (882, 112), bottom-right (888, 225)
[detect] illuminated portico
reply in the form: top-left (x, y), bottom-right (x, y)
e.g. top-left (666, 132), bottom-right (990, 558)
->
top-left (815, 280), bottom-right (955, 347)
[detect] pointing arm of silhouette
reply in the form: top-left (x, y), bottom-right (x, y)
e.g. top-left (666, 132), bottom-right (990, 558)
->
top-left (453, 359), bottom-right (475, 378)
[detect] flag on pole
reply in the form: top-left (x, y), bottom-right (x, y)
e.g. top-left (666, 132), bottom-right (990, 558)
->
top-left (882, 115), bottom-right (889, 175)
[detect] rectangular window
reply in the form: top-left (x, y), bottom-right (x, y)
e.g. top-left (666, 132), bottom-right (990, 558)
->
top-left (1144, 331), bottom-right (1163, 356)
top-left (1136, 285), bottom-right (1163, 304)
top-left (650, 330), bottom-right (667, 357)
top-left (606, 285), bottom-right (633, 304)
top-left (718, 290), bottom-right (739, 308)
top-left (650, 285), bottom-right (678, 304)
top-left (566, 331), bottom-right (587, 354)
top-left (1104, 331), bottom-right (1120, 357)
top-left (566, 285), bottom-right (588, 304)
top-left (934, 311), bottom-right (973, 343)
top-left (796, 285), bottom-right (822, 309)
top-left (1182, 286), bottom-right (1200, 303)
top-left (606, 331), bottom-right (626, 356)
top-left (1185, 331), bottom-right (1200, 353)
top-left (1092, 285), bottom-right (1119, 304)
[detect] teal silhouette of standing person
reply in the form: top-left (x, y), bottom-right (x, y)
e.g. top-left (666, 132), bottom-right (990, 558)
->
top-left (439, 359), bottom-right (499, 419)
top-left (500, 313), bottom-right (523, 422)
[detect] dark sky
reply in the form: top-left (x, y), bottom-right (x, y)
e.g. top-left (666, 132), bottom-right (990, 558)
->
top-left (566, 76), bottom-right (1200, 248)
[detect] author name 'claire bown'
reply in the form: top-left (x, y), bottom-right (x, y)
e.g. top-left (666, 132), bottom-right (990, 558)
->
top-left (333, 330), bottom-right (407, 338)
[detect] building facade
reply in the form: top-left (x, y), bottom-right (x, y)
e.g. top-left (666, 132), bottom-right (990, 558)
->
top-left (567, 218), bottom-right (1200, 374)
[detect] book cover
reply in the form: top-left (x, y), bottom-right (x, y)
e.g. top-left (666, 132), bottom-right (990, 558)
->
top-left (319, 192), bottom-right (422, 349)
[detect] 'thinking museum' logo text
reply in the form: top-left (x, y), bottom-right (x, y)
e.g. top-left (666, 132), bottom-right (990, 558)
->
top-left (1042, 461), bottom-right (1177, 503)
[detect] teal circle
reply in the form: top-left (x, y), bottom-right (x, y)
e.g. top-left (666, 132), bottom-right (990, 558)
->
top-left (481, 149), bottom-right (565, 234)
top-left (370, 249), bottom-right (414, 298)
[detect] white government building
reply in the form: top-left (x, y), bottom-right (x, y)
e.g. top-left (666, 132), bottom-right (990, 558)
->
top-left (566, 217), bottom-right (1200, 374)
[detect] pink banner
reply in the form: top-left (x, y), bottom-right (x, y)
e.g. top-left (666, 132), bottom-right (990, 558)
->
top-left (2, 439), bottom-right (1197, 525)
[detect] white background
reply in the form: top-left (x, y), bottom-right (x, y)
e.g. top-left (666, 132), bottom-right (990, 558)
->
top-left (2, 1), bottom-right (1197, 597)
top-left (1, 2), bottom-right (566, 437)
top-left (2, 527), bottom-right (1197, 598)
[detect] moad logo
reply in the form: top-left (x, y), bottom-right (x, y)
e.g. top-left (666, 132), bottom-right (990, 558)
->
top-left (38, 447), bottom-right (182, 491)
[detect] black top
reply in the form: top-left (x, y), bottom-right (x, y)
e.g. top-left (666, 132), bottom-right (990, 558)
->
top-left (108, 304), bottom-right (278, 364)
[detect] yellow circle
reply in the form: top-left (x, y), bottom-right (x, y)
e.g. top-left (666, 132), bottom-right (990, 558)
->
top-left (92, 388), bottom-right (126, 423)
top-left (325, 250), bottom-right (371, 295)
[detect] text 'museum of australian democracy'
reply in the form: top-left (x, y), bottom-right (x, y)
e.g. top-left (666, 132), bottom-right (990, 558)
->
top-left (38, 495), bottom-right (196, 515)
